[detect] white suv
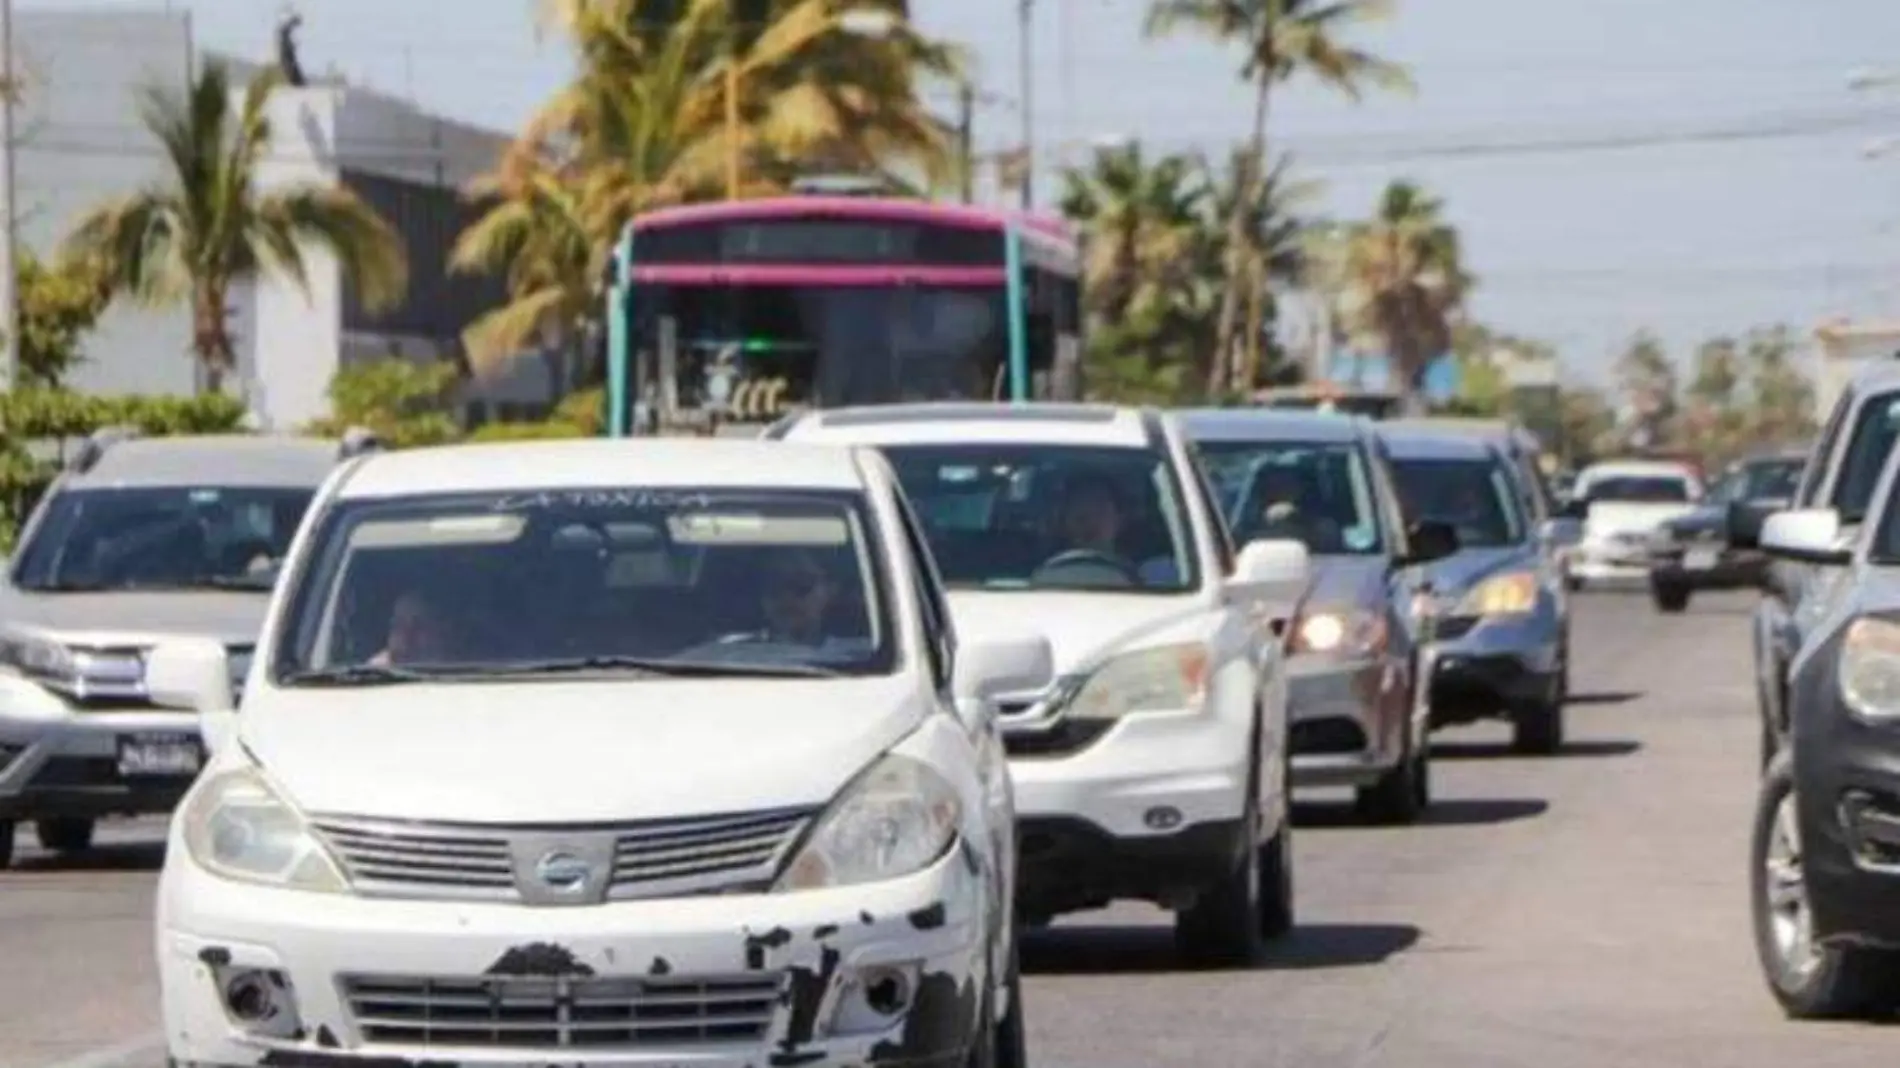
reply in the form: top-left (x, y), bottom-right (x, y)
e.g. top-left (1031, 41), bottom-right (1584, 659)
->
top-left (772, 403), bottom-right (1310, 964)
top-left (146, 438), bottom-right (1053, 1068)
top-left (0, 429), bottom-right (364, 867)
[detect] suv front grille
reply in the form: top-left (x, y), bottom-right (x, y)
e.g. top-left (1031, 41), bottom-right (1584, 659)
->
top-left (340, 972), bottom-right (782, 1049)
top-left (311, 807), bottom-right (814, 902)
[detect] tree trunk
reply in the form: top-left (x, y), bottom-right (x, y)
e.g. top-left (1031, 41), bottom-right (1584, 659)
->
top-left (191, 283), bottom-right (233, 394)
top-left (1209, 78), bottom-right (1272, 401)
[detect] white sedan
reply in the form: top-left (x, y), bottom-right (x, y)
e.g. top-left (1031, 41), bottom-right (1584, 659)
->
top-left (771, 403), bottom-right (1310, 965)
top-left (146, 438), bottom-right (1050, 1068)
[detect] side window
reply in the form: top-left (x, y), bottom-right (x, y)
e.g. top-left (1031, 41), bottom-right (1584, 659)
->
top-left (1797, 388), bottom-right (1853, 506)
top-left (889, 487), bottom-right (954, 691)
top-left (1183, 447), bottom-right (1236, 574)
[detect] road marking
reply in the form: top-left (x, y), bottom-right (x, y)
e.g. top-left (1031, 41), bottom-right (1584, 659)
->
top-left (34, 1033), bottom-right (164, 1068)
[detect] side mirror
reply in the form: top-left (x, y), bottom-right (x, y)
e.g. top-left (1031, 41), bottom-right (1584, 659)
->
top-left (1537, 517), bottom-right (1583, 549)
top-left (1401, 520), bottom-right (1460, 566)
top-left (952, 634), bottom-right (1055, 703)
top-left (1226, 538), bottom-right (1311, 608)
top-left (145, 638), bottom-right (239, 753)
top-left (1760, 508), bottom-right (1850, 566)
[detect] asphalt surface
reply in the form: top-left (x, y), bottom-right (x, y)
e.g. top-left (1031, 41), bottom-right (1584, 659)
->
top-left (6, 590), bottom-right (1896, 1068)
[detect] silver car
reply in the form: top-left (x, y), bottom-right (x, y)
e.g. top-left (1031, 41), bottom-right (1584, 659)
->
top-left (1375, 424), bottom-right (1580, 755)
top-left (1184, 409), bottom-right (1458, 824)
top-left (0, 428), bottom-right (375, 867)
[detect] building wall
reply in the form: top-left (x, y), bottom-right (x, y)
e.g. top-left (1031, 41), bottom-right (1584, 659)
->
top-left (10, 7), bottom-right (545, 430)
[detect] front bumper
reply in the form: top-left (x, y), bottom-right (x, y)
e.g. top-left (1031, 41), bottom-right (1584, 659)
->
top-left (0, 676), bottom-right (204, 821)
top-left (1649, 544), bottom-right (1768, 590)
top-left (1790, 678), bottom-right (1900, 950)
top-left (1284, 655), bottom-right (1404, 788)
top-left (1002, 699), bottom-right (1254, 919)
top-left (1425, 611), bottom-right (1561, 727)
top-left (158, 844), bottom-right (990, 1068)
top-left (1570, 536), bottom-right (1653, 582)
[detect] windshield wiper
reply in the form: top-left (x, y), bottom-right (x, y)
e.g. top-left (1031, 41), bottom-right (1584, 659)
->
top-left (279, 663), bottom-right (438, 686)
top-left (476, 655), bottom-right (844, 679)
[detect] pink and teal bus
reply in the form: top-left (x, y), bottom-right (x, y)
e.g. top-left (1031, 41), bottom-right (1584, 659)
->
top-left (602, 196), bottom-right (1084, 436)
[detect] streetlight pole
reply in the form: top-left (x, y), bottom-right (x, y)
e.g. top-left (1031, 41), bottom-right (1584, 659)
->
top-left (1017, 0), bottom-right (1034, 209)
top-left (956, 82), bottom-right (974, 204)
top-left (0, 0), bottom-right (18, 390)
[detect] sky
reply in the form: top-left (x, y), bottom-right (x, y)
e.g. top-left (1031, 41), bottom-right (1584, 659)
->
top-left (29, 0), bottom-right (1900, 386)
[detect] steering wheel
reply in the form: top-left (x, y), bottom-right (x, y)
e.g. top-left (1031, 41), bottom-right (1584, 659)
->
top-left (1030, 548), bottom-right (1143, 588)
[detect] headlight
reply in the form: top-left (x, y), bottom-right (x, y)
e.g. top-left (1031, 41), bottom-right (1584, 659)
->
top-left (775, 754), bottom-right (961, 892)
top-left (180, 767), bottom-right (350, 893)
top-left (0, 634), bottom-right (144, 696)
top-left (1455, 572), bottom-right (1539, 617)
top-left (1839, 617), bottom-right (1900, 722)
top-left (1291, 606), bottom-right (1387, 656)
top-left (1066, 642), bottom-right (1209, 721)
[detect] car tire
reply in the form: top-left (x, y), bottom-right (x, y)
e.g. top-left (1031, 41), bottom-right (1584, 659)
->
top-left (1511, 693), bottom-right (1565, 755)
top-left (1750, 755), bottom-right (1900, 1019)
top-left (993, 936), bottom-right (1028, 1068)
top-left (1564, 574), bottom-right (1583, 592)
top-left (35, 817), bottom-right (94, 855)
top-left (1651, 582), bottom-right (1691, 613)
top-left (0, 821), bottom-right (13, 869)
top-left (1256, 823), bottom-right (1295, 941)
top-left (1355, 736), bottom-right (1425, 825)
top-left (1174, 788), bottom-right (1266, 968)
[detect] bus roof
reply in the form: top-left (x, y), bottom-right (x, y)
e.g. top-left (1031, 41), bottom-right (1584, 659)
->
top-left (628, 195), bottom-right (1077, 248)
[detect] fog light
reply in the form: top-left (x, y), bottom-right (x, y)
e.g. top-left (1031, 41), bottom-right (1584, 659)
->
top-left (829, 962), bottom-right (920, 1036)
top-left (1143, 806), bottom-right (1182, 830)
top-left (216, 967), bottom-right (302, 1038)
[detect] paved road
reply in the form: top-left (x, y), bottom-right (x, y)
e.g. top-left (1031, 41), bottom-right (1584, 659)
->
top-left (5, 591), bottom-right (1895, 1068)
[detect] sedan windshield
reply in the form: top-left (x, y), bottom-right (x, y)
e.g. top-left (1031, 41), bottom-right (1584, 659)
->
top-left (883, 444), bottom-right (1199, 593)
top-left (1390, 457), bottom-right (1525, 549)
top-left (1194, 440), bottom-right (1383, 555)
top-left (1743, 459), bottom-right (1801, 501)
top-left (271, 487), bottom-right (894, 682)
top-left (11, 486), bottom-right (313, 593)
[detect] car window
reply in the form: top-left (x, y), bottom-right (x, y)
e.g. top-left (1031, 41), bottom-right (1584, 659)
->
top-left (881, 443), bottom-right (1199, 593)
top-left (1829, 391), bottom-right (1900, 523)
top-left (1390, 456), bottom-right (1526, 549)
top-left (1743, 459), bottom-right (1801, 501)
top-left (1193, 439), bottom-right (1384, 556)
top-left (1579, 475), bottom-right (1694, 503)
top-left (1183, 450), bottom-right (1235, 574)
top-left (1797, 392), bottom-right (1853, 506)
top-left (11, 486), bottom-right (314, 593)
top-left (271, 487), bottom-right (896, 680)
top-left (889, 487), bottom-right (954, 689)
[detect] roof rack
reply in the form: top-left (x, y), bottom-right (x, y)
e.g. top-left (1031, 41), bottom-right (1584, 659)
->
top-left (67, 425), bottom-right (141, 474)
top-left (338, 426), bottom-right (385, 460)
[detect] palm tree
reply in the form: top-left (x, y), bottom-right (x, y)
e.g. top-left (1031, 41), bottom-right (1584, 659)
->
top-left (1328, 180), bottom-right (1470, 410)
top-left (1144, 0), bottom-right (1411, 396)
top-left (61, 60), bottom-right (407, 393)
top-left (1203, 150), bottom-right (1319, 392)
top-left (449, 161), bottom-right (597, 373)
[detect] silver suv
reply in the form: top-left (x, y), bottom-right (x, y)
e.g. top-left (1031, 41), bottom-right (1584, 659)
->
top-left (0, 428), bottom-right (375, 866)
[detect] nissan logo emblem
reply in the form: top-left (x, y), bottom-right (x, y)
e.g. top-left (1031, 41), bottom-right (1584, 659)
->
top-left (535, 851), bottom-right (591, 893)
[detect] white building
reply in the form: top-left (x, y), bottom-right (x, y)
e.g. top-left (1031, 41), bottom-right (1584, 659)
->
top-left (13, 6), bottom-right (562, 430)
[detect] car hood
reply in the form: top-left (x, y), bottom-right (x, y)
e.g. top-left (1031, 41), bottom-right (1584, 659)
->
top-left (1421, 545), bottom-right (1537, 595)
top-left (240, 677), bottom-right (926, 824)
top-left (0, 587), bottom-right (267, 648)
top-left (1585, 501), bottom-right (1698, 538)
top-left (946, 590), bottom-right (1215, 677)
top-left (1302, 555), bottom-right (1389, 610)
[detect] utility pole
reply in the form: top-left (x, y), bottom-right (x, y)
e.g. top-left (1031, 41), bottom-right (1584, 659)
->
top-left (956, 82), bottom-right (974, 204)
top-left (1016, 0), bottom-right (1033, 209)
top-left (0, 0), bottom-right (18, 391)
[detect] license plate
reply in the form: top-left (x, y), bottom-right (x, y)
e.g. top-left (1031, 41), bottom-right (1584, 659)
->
top-left (1684, 547), bottom-right (1720, 570)
top-left (116, 732), bottom-right (204, 778)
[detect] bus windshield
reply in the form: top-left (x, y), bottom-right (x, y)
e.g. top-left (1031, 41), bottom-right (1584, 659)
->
top-left (635, 283), bottom-right (1012, 413)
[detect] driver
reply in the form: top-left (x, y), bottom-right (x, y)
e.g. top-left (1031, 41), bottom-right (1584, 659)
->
top-left (1056, 473), bottom-right (1127, 558)
top-left (1245, 463), bottom-right (1342, 549)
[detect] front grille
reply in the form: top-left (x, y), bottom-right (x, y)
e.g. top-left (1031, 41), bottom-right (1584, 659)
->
top-left (1432, 615), bottom-right (1480, 641)
top-left (1004, 719), bottom-right (1113, 758)
top-left (1291, 717), bottom-right (1368, 755)
top-left (340, 972), bottom-right (782, 1049)
top-left (312, 808), bottom-right (814, 902)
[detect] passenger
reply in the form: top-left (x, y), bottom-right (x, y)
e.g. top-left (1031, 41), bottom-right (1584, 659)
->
top-left (758, 550), bottom-right (836, 646)
top-left (371, 588), bottom-right (460, 665)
